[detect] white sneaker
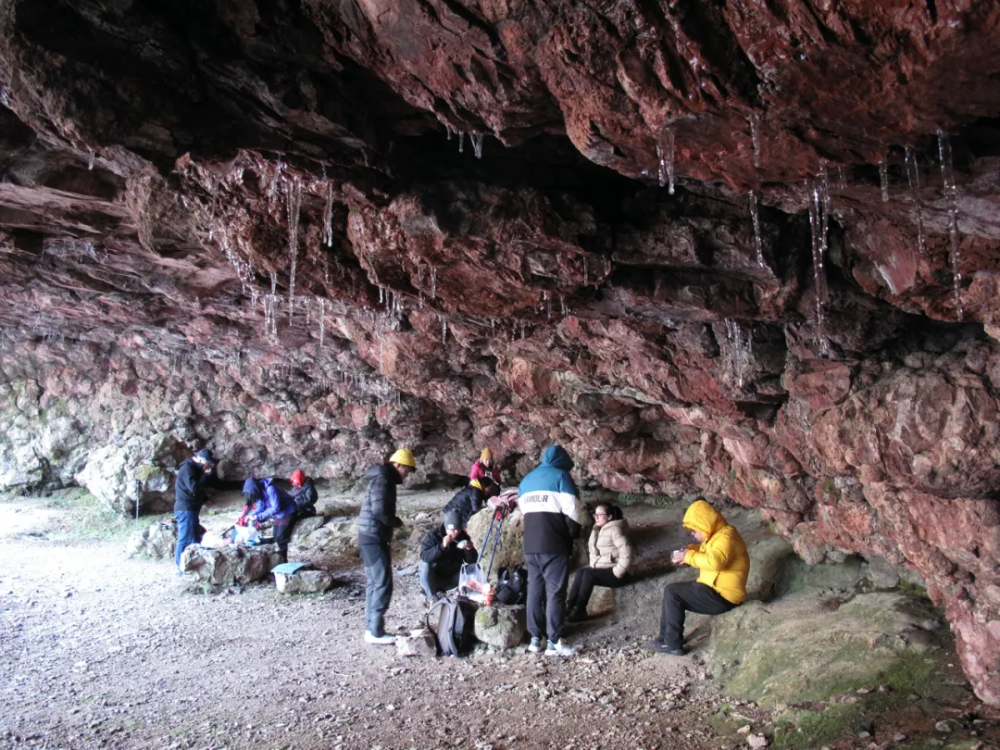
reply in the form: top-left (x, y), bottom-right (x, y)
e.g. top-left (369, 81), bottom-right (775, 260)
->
top-left (528, 636), bottom-right (546, 653)
top-left (364, 631), bottom-right (396, 645)
top-left (545, 639), bottom-right (577, 657)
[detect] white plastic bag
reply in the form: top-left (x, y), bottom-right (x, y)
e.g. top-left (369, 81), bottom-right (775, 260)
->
top-left (232, 524), bottom-right (260, 545)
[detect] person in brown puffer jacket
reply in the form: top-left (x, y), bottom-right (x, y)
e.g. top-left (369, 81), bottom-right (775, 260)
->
top-left (566, 504), bottom-right (633, 622)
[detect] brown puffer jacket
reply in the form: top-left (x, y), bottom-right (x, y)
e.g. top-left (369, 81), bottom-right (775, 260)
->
top-left (587, 519), bottom-right (633, 578)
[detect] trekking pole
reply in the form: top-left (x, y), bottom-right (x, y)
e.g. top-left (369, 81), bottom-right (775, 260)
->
top-left (135, 479), bottom-right (142, 523)
top-left (479, 508), bottom-right (499, 566)
top-left (484, 505), bottom-right (508, 581)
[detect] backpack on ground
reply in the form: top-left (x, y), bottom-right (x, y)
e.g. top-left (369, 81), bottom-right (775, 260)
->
top-left (427, 595), bottom-right (478, 656)
top-left (495, 565), bottom-right (528, 606)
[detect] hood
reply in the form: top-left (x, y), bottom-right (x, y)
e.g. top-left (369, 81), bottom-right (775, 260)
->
top-left (683, 499), bottom-right (724, 537)
top-left (541, 445), bottom-right (574, 471)
top-left (601, 518), bottom-right (629, 533)
top-left (241, 477), bottom-right (261, 501)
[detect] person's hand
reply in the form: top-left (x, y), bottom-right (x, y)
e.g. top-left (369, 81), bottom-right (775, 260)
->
top-left (442, 533), bottom-right (455, 548)
top-left (457, 540), bottom-right (469, 550)
top-left (671, 550), bottom-right (686, 565)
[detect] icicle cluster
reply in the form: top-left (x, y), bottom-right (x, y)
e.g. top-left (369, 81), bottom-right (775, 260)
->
top-left (937, 129), bottom-right (963, 321)
top-left (286, 178), bottom-right (302, 322)
top-left (879, 159), bottom-right (890, 202)
top-left (724, 319), bottom-right (752, 389)
top-left (749, 114), bottom-right (761, 170)
top-left (322, 181), bottom-right (335, 247)
top-left (470, 133), bottom-right (484, 159)
top-left (749, 190), bottom-right (764, 268)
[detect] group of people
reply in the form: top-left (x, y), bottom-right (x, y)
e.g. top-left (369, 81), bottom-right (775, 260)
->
top-left (359, 443), bottom-right (751, 657)
top-left (172, 448), bottom-right (318, 571)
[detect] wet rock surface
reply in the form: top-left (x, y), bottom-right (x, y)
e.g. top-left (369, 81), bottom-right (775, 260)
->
top-left (0, 0), bottom-right (998, 703)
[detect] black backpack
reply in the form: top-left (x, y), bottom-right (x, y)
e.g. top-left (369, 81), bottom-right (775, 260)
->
top-left (428, 595), bottom-right (478, 656)
top-left (495, 565), bottom-right (528, 605)
top-left (291, 486), bottom-right (317, 519)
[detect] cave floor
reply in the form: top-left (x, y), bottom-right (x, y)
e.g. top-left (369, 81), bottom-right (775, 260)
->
top-left (0, 493), bottom-right (998, 750)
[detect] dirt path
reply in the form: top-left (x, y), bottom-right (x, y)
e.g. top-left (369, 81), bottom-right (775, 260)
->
top-left (0, 497), bottom-right (745, 750)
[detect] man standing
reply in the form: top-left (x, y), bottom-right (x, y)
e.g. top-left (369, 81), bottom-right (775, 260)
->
top-left (651, 498), bottom-right (750, 655)
top-left (418, 510), bottom-right (478, 601)
top-left (174, 448), bottom-right (217, 574)
top-left (518, 445), bottom-right (586, 657)
top-left (357, 449), bottom-right (415, 645)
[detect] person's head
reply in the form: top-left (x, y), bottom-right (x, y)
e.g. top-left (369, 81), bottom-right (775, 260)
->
top-left (290, 469), bottom-right (306, 488)
top-left (594, 504), bottom-right (611, 527)
top-left (683, 498), bottom-right (722, 543)
top-left (444, 510), bottom-right (463, 536)
top-left (480, 447), bottom-right (493, 468)
top-left (194, 448), bottom-right (216, 471)
top-left (241, 477), bottom-right (261, 506)
top-left (389, 448), bottom-right (416, 480)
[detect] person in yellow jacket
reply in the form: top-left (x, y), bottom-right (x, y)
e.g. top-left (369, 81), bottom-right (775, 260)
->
top-left (651, 498), bottom-right (750, 655)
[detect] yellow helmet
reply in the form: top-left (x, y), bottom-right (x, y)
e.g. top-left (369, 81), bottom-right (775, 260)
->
top-left (389, 449), bottom-right (416, 468)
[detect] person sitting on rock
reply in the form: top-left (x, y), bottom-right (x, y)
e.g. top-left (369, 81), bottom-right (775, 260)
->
top-left (651, 498), bottom-right (749, 656)
top-left (357, 448), bottom-right (416, 646)
top-left (289, 469), bottom-right (318, 517)
top-left (418, 510), bottom-right (478, 602)
top-left (443, 475), bottom-right (500, 530)
top-left (469, 447), bottom-right (502, 485)
top-left (244, 476), bottom-right (297, 563)
top-left (566, 503), bottom-right (633, 622)
top-left (173, 448), bottom-right (218, 574)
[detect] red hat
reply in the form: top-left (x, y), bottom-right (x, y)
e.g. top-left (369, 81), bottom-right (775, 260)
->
top-left (290, 469), bottom-right (306, 487)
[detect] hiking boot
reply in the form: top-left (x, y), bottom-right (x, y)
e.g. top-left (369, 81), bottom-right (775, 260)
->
top-left (364, 631), bottom-right (396, 645)
top-left (648, 640), bottom-right (685, 656)
top-left (545, 639), bottom-right (577, 657)
top-left (565, 608), bottom-right (586, 623)
top-left (528, 636), bottom-right (545, 653)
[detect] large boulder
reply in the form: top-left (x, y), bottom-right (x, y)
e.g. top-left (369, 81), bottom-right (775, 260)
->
top-left (289, 516), bottom-right (358, 555)
top-left (126, 519), bottom-right (176, 559)
top-left (474, 605), bottom-right (527, 649)
top-left (75, 433), bottom-right (183, 515)
top-left (274, 568), bottom-right (335, 594)
top-left (396, 629), bottom-right (438, 657)
top-left (180, 544), bottom-right (283, 585)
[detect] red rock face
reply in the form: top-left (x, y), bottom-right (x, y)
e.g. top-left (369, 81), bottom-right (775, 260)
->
top-left (0, 0), bottom-right (998, 701)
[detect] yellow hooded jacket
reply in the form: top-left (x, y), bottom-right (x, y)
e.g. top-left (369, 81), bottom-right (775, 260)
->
top-left (682, 500), bottom-right (750, 605)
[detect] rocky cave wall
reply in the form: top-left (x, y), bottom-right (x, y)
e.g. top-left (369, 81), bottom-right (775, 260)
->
top-left (0, 0), bottom-right (998, 702)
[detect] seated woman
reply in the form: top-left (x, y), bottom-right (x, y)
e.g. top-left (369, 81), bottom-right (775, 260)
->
top-left (566, 504), bottom-right (633, 622)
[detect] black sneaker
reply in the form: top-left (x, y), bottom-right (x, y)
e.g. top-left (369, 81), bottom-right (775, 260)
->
top-left (565, 608), bottom-right (586, 623)
top-left (648, 640), bottom-right (685, 656)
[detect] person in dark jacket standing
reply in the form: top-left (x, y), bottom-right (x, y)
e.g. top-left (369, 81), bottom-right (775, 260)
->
top-left (357, 448), bottom-right (416, 645)
top-left (442, 476), bottom-right (499, 529)
top-left (174, 448), bottom-right (217, 573)
top-left (518, 445), bottom-right (587, 657)
top-left (418, 510), bottom-right (478, 601)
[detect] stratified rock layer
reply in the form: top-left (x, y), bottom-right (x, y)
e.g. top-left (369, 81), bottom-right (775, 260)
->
top-left (0, 0), bottom-right (997, 703)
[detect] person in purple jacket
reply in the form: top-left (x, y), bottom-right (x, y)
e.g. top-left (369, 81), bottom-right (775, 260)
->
top-left (244, 477), bottom-right (296, 562)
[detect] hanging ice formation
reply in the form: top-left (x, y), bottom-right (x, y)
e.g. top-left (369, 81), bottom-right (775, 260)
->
top-left (286, 178), bottom-right (302, 322)
top-left (268, 156), bottom-right (283, 202)
top-left (904, 147), bottom-right (927, 255)
top-left (430, 267), bottom-right (437, 299)
top-left (318, 298), bottom-right (326, 346)
top-left (560, 295), bottom-right (568, 316)
top-left (470, 133), bottom-right (484, 159)
top-left (724, 319), bottom-right (752, 389)
top-left (749, 114), bottom-right (761, 170)
top-left (445, 124), bottom-right (454, 141)
top-left (656, 127), bottom-right (676, 195)
top-left (807, 180), bottom-right (831, 357)
top-left (583, 256), bottom-right (589, 285)
top-left (207, 181), bottom-right (218, 241)
top-left (441, 315), bottom-right (448, 344)
top-left (322, 182), bottom-right (335, 247)
top-left (879, 159), bottom-right (889, 202)
top-left (749, 190), bottom-right (764, 268)
top-left (458, 133), bottom-right (464, 154)
top-left (937, 129), bottom-right (963, 320)
top-left (88, 149), bottom-right (95, 171)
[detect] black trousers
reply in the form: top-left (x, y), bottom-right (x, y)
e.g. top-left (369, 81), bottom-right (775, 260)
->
top-left (526, 552), bottom-right (569, 643)
top-left (273, 517), bottom-right (294, 561)
top-left (567, 567), bottom-right (630, 611)
top-left (659, 581), bottom-right (736, 648)
top-left (359, 541), bottom-right (393, 637)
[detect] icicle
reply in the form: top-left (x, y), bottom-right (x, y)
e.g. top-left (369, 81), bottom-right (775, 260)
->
top-left (458, 133), bottom-right (464, 154)
top-left (430, 267), bottom-right (437, 300)
top-left (441, 316), bottom-right (448, 344)
top-left (904, 146), bottom-right (927, 256)
top-left (271, 271), bottom-right (278, 296)
top-left (269, 156), bottom-right (283, 201)
top-left (207, 182), bottom-right (218, 241)
top-left (656, 127), bottom-right (676, 194)
top-left (879, 159), bottom-right (889, 202)
top-left (583, 256), bottom-right (589, 285)
top-left (323, 182), bottom-right (335, 247)
top-left (88, 149), bottom-right (95, 171)
top-left (837, 166), bottom-right (847, 190)
top-left (749, 190), bottom-right (764, 268)
top-left (286, 178), bottom-right (302, 322)
top-left (519, 321), bottom-right (526, 340)
top-left (749, 114), bottom-right (761, 170)
top-left (379, 286), bottom-right (385, 305)
top-left (470, 133), bottom-right (484, 159)
top-left (724, 319), bottom-right (752, 389)
top-left (318, 299), bottom-right (325, 346)
top-left (560, 295), bottom-right (568, 316)
top-left (937, 129), bottom-right (963, 320)
top-left (545, 291), bottom-right (552, 320)
top-left (807, 182), bottom-right (830, 357)
top-left (446, 124), bottom-right (453, 141)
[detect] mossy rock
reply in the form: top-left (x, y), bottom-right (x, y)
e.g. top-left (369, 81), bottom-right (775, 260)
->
top-left (708, 591), bottom-right (946, 706)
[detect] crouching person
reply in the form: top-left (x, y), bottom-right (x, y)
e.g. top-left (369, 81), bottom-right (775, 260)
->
top-left (419, 511), bottom-right (478, 602)
top-left (244, 477), bottom-right (296, 563)
top-left (651, 499), bottom-right (749, 656)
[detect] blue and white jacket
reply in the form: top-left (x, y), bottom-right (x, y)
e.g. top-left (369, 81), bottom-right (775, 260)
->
top-left (517, 445), bottom-right (586, 555)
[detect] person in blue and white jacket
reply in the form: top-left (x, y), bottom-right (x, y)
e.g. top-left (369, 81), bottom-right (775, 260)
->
top-left (518, 445), bottom-right (587, 657)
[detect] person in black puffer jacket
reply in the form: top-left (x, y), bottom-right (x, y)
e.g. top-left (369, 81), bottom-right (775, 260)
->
top-left (173, 448), bottom-right (218, 573)
top-left (357, 449), bottom-right (416, 645)
top-left (418, 510), bottom-right (478, 601)
top-left (442, 476), bottom-right (499, 529)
